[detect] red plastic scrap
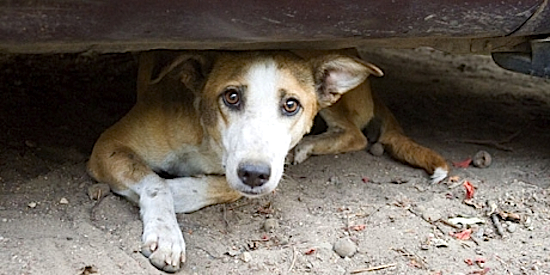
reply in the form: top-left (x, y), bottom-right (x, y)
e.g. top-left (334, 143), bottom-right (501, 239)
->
top-left (453, 158), bottom-right (472, 168)
top-left (463, 180), bottom-right (476, 200)
top-left (350, 224), bottom-right (366, 231)
top-left (305, 248), bottom-right (316, 255)
top-left (467, 267), bottom-right (491, 274)
top-left (450, 229), bottom-right (472, 240)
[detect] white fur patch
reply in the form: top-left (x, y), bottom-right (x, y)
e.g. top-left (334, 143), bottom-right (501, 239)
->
top-left (167, 176), bottom-right (224, 213)
top-left (132, 175), bottom-right (186, 271)
top-left (431, 167), bottom-right (448, 184)
top-left (222, 59), bottom-right (303, 196)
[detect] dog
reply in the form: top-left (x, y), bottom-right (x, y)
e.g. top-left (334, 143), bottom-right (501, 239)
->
top-left (87, 50), bottom-right (383, 272)
top-left (289, 49), bottom-right (449, 184)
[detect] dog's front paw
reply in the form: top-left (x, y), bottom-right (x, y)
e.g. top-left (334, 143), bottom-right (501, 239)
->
top-left (292, 142), bottom-right (314, 164)
top-left (141, 220), bottom-right (186, 273)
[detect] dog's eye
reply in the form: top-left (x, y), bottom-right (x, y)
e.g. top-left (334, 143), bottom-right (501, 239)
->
top-left (282, 98), bottom-right (300, 115)
top-left (222, 88), bottom-right (241, 108)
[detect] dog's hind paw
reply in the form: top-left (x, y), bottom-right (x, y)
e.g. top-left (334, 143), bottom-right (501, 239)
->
top-left (141, 222), bottom-right (186, 272)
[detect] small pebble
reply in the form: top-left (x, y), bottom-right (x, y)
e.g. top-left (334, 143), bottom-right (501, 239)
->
top-left (240, 251), bottom-right (252, 263)
top-left (507, 223), bottom-right (518, 233)
top-left (28, 202), bottom-right (37, 208)
top-left (87, 183), bottom-right (111, 200)
top-left (263, 218), bottom-right (279, 232)
top-left (369, 142), bottom-right (384, 157)
top-left (473, 150), bottom-right (492, 168)
top-left (59, 198), bottom-right (69, 204)
top-left (333, 238), bottom-right (356, 258)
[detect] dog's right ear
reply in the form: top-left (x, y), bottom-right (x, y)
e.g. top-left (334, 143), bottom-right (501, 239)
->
top-left (311, 55), bottom-right (383, 108)
top-left (150, 52), bottom-right (215, 93)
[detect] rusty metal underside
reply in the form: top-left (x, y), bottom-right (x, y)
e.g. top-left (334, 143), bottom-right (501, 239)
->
top-left (1, 0), bottom-right (549, 54)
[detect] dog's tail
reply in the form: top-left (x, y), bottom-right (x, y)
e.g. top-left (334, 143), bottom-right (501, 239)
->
top-left (371, 95), bottom-right (449, 184)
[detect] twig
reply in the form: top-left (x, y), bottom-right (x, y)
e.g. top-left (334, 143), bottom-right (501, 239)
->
top-left (494, 255), bottom-right (513, 275)
top-left (196, 247), bottom-right (221, 259)
top-left (438, 219), bottom-right (462, 229)
top-left (408, 208), bottom-right (448, 235)
top-left (287, 246), bottom-right (297, 274)
top-left (226, 202), bottom-right (252, 211)
top-left (470, 235), bottom-right (481, 246)
top-left (350, 263), bottom-right (397, 274)
top-left (222, 204), bottom-right (230, 228)
top-left (346, 213), bottom-right (352, 236)
top-left (456, 129), bottom-right (522, 152)
top-left (364, 206), bottom-right (382, 224)
top-left (393, 248), bottom-right (428, 269)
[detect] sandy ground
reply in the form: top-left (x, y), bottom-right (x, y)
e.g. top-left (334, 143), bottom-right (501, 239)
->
top-left (0, 48), bottom-right (549, 275)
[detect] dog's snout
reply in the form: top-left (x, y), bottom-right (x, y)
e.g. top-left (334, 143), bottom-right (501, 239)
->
top-left (237, 162), bottom-right (271, 188)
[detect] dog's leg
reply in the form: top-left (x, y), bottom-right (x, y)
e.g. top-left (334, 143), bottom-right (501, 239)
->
top-left (292, 82), bottom-right (373, 164)
top-left (132, 175), bottom-right (241, 272)
top-left (373, 95), bottom-right (449, 183)
top-left (88, 145), bottom-right (240, 272)
top-left (292, 109), bottom-right (367, 164)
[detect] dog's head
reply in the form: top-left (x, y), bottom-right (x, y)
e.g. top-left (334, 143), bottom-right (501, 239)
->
top-left (162, 51), bottom-right (382, 197)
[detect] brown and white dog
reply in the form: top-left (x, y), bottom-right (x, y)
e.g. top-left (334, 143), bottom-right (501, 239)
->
top-left (88, 50), bottom-right (448, 272)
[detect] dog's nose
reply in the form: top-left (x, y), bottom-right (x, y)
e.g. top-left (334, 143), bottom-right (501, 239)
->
top-left (237, 162), bottom-right (271, 188)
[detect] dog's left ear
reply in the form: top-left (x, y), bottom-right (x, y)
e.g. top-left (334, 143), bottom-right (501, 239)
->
top-left (312, 55), bottom-right (383, 108)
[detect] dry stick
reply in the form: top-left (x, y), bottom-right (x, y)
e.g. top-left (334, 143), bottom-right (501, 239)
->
top-left (222, 204), bottom-right (230, 228)
top-left (459, 129), bottom-right (522, 152)
top-left (393, 248), bottom-right (428, 269)
top-left (494, 255), bottom-right (514, 275)
top-left (287, 246), bottom-right (297, 274)
top-left (408, 208), bottom-right (448, 236)
top-left (350, 263), bottom-right (397, 274)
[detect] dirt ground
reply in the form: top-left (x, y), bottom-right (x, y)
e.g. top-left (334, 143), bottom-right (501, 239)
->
top-left (0, 48), bottom-right (549, 275)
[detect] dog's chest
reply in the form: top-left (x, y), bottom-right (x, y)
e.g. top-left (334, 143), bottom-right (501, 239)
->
top-left (156, 149), bottom-right (223, 177)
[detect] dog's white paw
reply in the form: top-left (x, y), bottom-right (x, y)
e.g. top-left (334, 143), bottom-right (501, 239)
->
top-left (292, 142), bottom-right (314, 164)
top-left (141, 220), bottom-right (186, 273)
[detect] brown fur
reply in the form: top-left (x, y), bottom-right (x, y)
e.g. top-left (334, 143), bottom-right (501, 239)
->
top-left (291, 49), bottom-right (449, 180)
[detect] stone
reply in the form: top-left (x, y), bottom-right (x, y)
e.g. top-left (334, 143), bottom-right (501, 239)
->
top-left (240, 251), bottom-right (252, 263)
top-left (263, 218), bottom-right (279, 232)
top-left (369, 142), bottom-right (384, 157)
top-left (333, 238), bottom-right (356, 258)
